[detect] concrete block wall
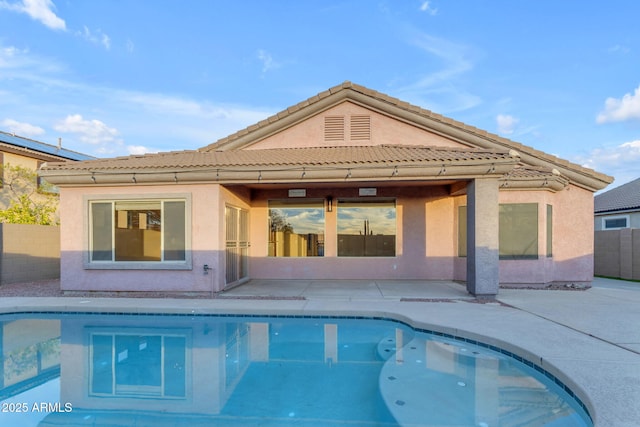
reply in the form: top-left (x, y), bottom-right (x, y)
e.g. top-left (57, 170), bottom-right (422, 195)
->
top-left (594, 229), bottom-right (640, 280)
top-left (0, 224), bottom-right (60, 285)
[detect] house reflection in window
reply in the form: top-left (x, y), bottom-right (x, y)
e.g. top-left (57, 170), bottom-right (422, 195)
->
top-left (90, 332), bottom-right (187, 398)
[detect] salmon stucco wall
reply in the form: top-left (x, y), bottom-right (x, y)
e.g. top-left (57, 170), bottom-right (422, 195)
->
top-left (245, 102), bottom-right (469, 151)
top-left (59, 184), bottom-right (223, 293)
top-left (497, 185), bottom-right (595, 285)
top-left (58, 180), bottom-right (596, 292)
top-left (548, 185), bottom-right (595, 283)
top-left (247, 185), bottom-right (457, 281)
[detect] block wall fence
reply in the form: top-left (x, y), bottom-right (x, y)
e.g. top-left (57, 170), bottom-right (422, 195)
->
top-left (594, 229), bottom-right (640, 281)
top-left (0, 224), bottom-right (60, 285)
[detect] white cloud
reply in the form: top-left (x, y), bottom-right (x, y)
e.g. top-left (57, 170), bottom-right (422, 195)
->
top-left (0, 0), bottom-right (66, 31)
top-left (575, 139), bottom-right (640, 187)
top-left (608, 44), bottom-right (630, 54)
top-left (496, 114), bottom-right (519, 135)
top-left (0, 44), bottom-right (66, 76)
top-left (257, 49), bottom-right (281, 73)
top-left (419, 1), bottom-right (438, 15)
top-left (122, 91), bottom-right (270, 124)
top-left (393, 30), bottom-right (480, 112)
top-left (408, 33), bottom-right (473, 87)
top-left (101, 33), bottom-right (111, 50)
top-left (596, 85), bottom-right (640, 124)
top-left (0, 44), bottom-right (274, 156)
top-left (54, 114), bottom-right (120, 145)
top-left (126, 39), bottom-right (135, 54)
top-left (1, 118), bottom-right (45, 137)
top-left (127, 145), bottom-right (152, 155)
top-left (76, 26), bottom-right (111, 50)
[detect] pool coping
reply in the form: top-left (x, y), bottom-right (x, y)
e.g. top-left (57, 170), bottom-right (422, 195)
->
top-left (1, 293), bottom-right (638, 426)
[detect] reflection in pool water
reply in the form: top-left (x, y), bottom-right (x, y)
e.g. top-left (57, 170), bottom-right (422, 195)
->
top-left (0, 313), bottom-right (592, 426)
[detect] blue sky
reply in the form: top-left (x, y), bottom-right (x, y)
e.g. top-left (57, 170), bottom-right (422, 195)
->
top-left (1, 1), bottom-right (639, 189)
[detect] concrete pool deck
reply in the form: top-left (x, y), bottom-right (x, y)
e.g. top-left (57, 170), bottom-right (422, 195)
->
top-left (0, 277), bottom-right (638, 426)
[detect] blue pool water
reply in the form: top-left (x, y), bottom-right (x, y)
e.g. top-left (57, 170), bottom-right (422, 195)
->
top-left (0, 313), bottom-right (592, 427)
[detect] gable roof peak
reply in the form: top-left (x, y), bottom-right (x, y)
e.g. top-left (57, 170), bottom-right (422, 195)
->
top-left (199, 81), bottom-right (612, 192)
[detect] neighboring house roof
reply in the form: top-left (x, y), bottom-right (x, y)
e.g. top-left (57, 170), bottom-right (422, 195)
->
top-left (0, 130), bottom-right (95, 162)
top-left (594, 177), bottom-right (640, 214)
top-left (39, 82), bottom-right (612, 192)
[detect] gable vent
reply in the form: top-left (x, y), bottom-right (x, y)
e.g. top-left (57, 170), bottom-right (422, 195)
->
top-left (350, 115), bottom-right (371, 140)
top-left (324, 116), bottom-right (345, 141)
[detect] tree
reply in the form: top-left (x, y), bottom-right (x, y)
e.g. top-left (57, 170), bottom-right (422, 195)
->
top-left (269, 209), bottom-right (293, 232)
top-left (0, 164), bottom-right (59, 225)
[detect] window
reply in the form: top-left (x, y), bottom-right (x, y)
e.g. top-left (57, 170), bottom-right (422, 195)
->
top-left (268, 200), bottom-right (324, 257)
top-left (89, 197), bottom-right (189, 267)
top-left (90, 332), bottom-right (188, 398)
top-left (458, 206), bottom-right (467, 257)
top-left (337, 199), bottom-right (396, 257)
top-left (603, 216), bottom-right (629, 229)
top-left (458, 203), bottom-right (539, 260)
top-left (499, 203), bottom-right (538, 260)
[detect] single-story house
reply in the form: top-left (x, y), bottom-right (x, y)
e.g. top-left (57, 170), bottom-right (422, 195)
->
top-left (594, 177), bottom-right (640, 230)
top-left (39, 82), bottom-right (612, 297)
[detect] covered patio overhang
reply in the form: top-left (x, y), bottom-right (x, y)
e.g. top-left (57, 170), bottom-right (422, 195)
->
top-left (40, 145), bottom-right (568, 192)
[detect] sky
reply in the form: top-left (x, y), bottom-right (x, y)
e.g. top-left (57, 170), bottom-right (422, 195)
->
top-left (1, 1), bottom-right (639, 189)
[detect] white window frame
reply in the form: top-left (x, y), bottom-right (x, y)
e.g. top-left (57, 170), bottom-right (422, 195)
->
top-left (602, 215), bottom-right (630, 230)
top-left (84, 194), bottom-right (192, 270)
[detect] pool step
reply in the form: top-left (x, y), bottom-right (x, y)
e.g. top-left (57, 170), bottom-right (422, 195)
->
top-left (376, 336), bottom-right (397, 360)
top-left (378, 336), bottom-right (477, 426)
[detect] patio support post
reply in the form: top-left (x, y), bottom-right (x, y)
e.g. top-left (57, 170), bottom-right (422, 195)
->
top-left (466, 178), bottom-right (500, 297)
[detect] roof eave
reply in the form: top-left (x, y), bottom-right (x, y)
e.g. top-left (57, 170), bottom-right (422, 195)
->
top-left (42, 155), bottom-right (569, 192)
top-left (594, 206), bottom-right (640, 215)
top-left (40, 158), bottom-right (521, 187)
top-left (499, 176), bottom-right (569, 192)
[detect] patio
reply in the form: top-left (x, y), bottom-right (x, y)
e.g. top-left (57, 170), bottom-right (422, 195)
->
top-left (219, 279), bottom-right (474, 300)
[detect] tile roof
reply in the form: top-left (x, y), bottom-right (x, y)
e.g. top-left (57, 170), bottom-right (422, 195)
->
top-left (201, 81), bottom-right (612, 192)
top-left (41, 145), bottom-right (514, 172)
top-left (501, 165), bottom-right (569, 191)
top-left (594, 177), bottom-right (640, 213)
top-left (504, 165), bottom-right (561, 179)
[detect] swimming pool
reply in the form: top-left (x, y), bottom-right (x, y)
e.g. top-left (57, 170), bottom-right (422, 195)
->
top-left (0, 312), bottom-right (592, 426)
